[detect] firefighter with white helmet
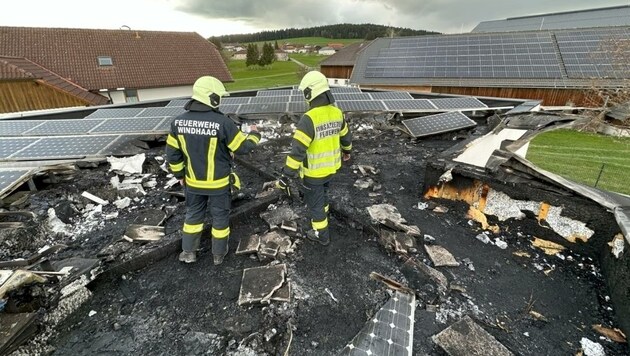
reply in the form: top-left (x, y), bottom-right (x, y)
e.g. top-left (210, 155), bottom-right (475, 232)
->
top-left (278, 71), bottom-right (352, 245)
top-left (166, 76), bottom-right (260, 264)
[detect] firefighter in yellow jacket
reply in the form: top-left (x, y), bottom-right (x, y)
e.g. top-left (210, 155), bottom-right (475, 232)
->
top-left (278, 71), bottom-right (352, 245)
top-left (166, 76), bottom-right (260, 264)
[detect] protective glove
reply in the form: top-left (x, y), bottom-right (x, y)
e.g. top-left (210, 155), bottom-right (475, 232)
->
top-left (276, 175), bottom-right (300, 199)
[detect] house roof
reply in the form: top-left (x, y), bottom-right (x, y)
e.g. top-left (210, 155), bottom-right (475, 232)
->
top-left (321, 41), bottom-right (369, 67)
top-left (473, 5), bottom-right (630, 33)
top-left (0, 26), bottom-right (232, 91)
top-left (0, 56), bottom-right (109, 105)
top-left (350, 27), bottom-right (630, 89)
top-left (319, 47), bottom-right (335, 51)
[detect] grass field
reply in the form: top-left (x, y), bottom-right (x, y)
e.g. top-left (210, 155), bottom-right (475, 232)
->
top-left (225, 60), bottom-right (301, 92)
top-left (250, 37), bottom-right (363, 47)
top-left (289, 53), bottom-right (330, 68)
top-left (527, 129), bottom-right (630, 195)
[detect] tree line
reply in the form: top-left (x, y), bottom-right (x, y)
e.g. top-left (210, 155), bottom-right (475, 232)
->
top-left (210, 23), bottom-right (439, 44)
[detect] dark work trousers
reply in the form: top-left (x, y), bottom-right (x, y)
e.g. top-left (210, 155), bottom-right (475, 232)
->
top-left (181, 188), bottom-right (231, 256)
top-left (303, 180), bottom-right (330, 239)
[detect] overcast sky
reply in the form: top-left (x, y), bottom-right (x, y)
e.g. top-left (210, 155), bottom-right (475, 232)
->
top-left (1, 0), bottom-right (627, 37)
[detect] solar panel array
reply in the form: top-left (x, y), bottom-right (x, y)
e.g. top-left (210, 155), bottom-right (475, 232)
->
top-left (556, 27), bottom-right (630, 78)
top-left (361, 27), bottom-right (630, 81)
top-left (339, 291), bottom-right (415, 356)
top-left (1, 117), bottom-right (173, 136)
top-left (402, 112), bottom-right (477, 138)
top-left (366, 32), bottom-right (563, 79)
top-left (0, 135), bottom-right (148, 161)
top-left (159, 89), bottom-right (488, 114)
top-left (0, 168), bottom-right (34, 197)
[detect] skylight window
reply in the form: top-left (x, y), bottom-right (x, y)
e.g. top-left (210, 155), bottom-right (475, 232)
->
top-left (97, 56), bottom-right (113, 66)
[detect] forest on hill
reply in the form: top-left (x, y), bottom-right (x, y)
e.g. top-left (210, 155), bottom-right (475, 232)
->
top-left (211, 23), bottom-right (439, 43)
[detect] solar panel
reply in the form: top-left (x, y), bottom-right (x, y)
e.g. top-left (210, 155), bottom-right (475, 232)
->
top-left (288, 102), bottom-right (308, 113)
top-left (429, 98), bottom-right (487, 110)
top-left (90, 117), bottom-right (165, 133)
top-left (155, 117), bottom-right (174, 131)
top-left (289, 95), bottom-right (305, 102)
top-left (238, 103), bottom-right (287, 114)
top-left (85, 108), bottom-right (145, 119)
top-left (382, 99), bottom-right (436, 111)
top-left (339, 291), bottom-right (415, 356)
top-left (257, 89), bottom-right (300, 96)
top-left (25, 119), bottom-right (103, 136)
top-left (249, 96), bottom-right (290, 104)
top-left (335, 93), bottom-right (373, 101)
top-left (136, 107), bottom-right (186, 118)
top-left (0, 121), bottom-right (44, 136)
top-left (0, 169), bottom-right (33, 196)
top-left (336, 101), bottom-right (387, 112)
top-left (369, 92), bottom-right (414, 100)
top-left (402, 112), bottom-right (477, 138)
top-left (0, 138), bottom-right (39, 159)
top-left (219, 104), bottom-right (240, 115)
top-left (331, 87), bottom-right (362, 93)
top-left (222, 97), bottom-right (252, 105)
top-left (166, 99), bottom-right (189, 107)
top-left (10, 135), bottom-right (117, 159)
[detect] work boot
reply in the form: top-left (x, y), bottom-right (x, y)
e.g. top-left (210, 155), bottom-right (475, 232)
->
top-left (306, 230), bottom-right (330, 246)
top-left (213, 252), bottom-right (227, 265)
top-left (179, 251), bottom-right (197, 263)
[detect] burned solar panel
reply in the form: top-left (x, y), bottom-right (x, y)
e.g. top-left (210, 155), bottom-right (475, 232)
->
top-left (336, 100), bottom-right (387, 112)
top-left (166, 99), bottom-right (189, 107)
top-left (402, 112), bottom-right (477, 138)
top-left (25, 119), bottom-right (103, 136)
top-left (10, 135), bottom-right (117, 159)
top-left (334, 93), bottom-right (373, 101)
top-left (0, 138), bottom-right (40, 159)
top-left (429, 97), bottom-right (487, 110)
top-left (249, 96), bottom-right (290, 104)
top-left (85, 108), bottom-right (145, 119)
top-left (136, 107), bottom-right (186, 118)
top-left (368, 92), bottom-right (414, 100)
top-left (382, 99), bottom-right (436, 111)
top-left (90, 117), bottom-right (165, 133)
top-left (0, 169), bottom-right (33, 196)
top-left (0, 121), bottom-right (44, 136)
top-left (222, 97), bottom-right (252, 105)
top-left (339, 291), bottom-right (416, 356)
top-left (238, 103), bottom-right (287, 114)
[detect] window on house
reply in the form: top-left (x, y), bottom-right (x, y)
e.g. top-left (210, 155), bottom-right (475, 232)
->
top-left (125, 89), bottom-right (139, 103)
top-left (97, 56), bottom-right (113, 66)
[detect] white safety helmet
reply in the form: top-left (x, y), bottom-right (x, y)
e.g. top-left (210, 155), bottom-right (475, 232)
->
top-left (191, 76), bottom-right (229, 108)
top-left (298, 71), bottom-right (329, 102)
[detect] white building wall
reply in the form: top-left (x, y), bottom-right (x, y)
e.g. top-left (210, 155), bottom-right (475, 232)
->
top-left (107, 85), bottom-right (192, 104)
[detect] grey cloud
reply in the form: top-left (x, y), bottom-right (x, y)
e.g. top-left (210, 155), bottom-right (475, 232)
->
top-left (175, 0), bottom-right (625, 33)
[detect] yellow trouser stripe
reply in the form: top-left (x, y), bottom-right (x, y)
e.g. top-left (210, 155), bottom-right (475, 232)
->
top-left (324, 204), bottom-right (329, 213)
top-left (183, 223), bottom-right (203, 234)
top-left (228, 132), bottom-right (247, 151)
top-left (178, 135), bottom-right (196, 180)
top-left (312, 218), bottom-right (328, 230)
top-left (206, 137), bottom-right (217, 180)
top-left (166, 134), bottom-right (179, 148)
top-left (212, 226), bottom-right (230, 239)
top-left (340, 125), bottom-right (349, 136)
top-left (341, 143), bottom-right (352, 151)
top-left (286, 156), bottom-right (301, 169)
top-left (247, 135), bottom-right (260, 144)
top-left (293, 130), bottom-right (312, 147)
top-left (169, 162), bottom-right (184, 172)
top-left (186, 176), bottom-right (230, 189)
